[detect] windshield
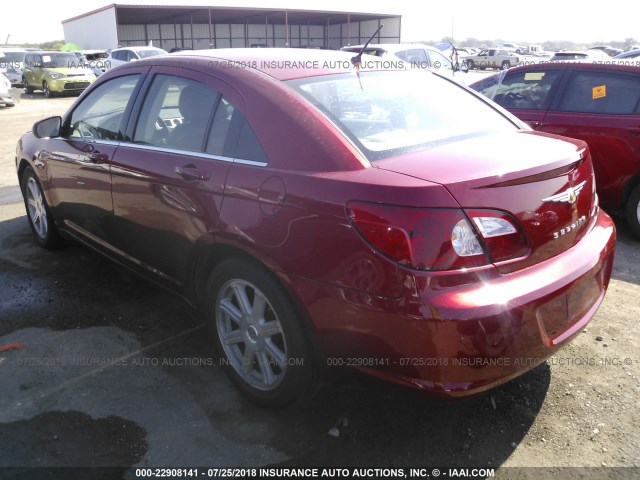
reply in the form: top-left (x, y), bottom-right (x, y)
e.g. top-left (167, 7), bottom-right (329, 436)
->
top-left (137, 49), bottom-right (166, 59)
top-left (41, 53), bottom-right (82, 68)
top-left (1, 52), bottom-right (25, 62)
top-left (287, 70), bottom-right (516, 160)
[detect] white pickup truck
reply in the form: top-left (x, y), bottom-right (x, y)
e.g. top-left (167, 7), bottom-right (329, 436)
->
top-left (464, 49), bottom-right (520, 70)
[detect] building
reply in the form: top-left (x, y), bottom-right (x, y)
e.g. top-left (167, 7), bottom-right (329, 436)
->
top-left (62, 2), bottom-right (402, 51)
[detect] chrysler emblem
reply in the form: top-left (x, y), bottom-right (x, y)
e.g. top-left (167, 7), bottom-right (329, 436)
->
top-left (542, 181), bottom-right (586, 205)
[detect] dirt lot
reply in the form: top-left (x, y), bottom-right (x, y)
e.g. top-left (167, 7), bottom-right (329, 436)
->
top-left (0, 85), bottom-right (639, 480)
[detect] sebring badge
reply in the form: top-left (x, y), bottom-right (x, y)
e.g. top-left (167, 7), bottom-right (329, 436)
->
top-left (541, 180), bottom-right (587, 205)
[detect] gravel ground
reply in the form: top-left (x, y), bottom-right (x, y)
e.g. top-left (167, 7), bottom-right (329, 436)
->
top-left (0, 85), bottom-right (638, 480)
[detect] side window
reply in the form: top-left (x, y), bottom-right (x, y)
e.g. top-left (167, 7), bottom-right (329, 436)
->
top-left (235, 120), bottom-right (268, 163)
top-left (396, 49), bottom-right (428, 67)
top-left (426, 50), bottom-right (453, 72)
top-left (133, 74), bottom-right (219, 153)
top-left (205, 97), bottom-right (268, 163)
top-left (557, 71), bottom-right (640, 115)
top-left (479, 70), bottom-right (559, 110)
top-left (69, 74), bottom-right (141, 140)
top-left (126, 50), bottom-right (138, 62)
top-left (206, 97), bottom-right (235, 156)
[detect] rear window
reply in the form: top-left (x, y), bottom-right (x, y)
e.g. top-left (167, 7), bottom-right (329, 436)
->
top-left (556, 70), bottom-right (640, 114)
top-left (287, 70), bottom-right (516, 160)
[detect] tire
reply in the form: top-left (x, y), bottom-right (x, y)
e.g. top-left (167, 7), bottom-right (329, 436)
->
top-left (466, 60), bottom-right (475, 70)
top-left (24, 78), bottom-right (34, 94)
top-left (43, 81), bottom-right (54, 98)
top-left (205, 258), bottom-right (315, 407)
top-left (501, 61), bottom-right (511, 70)
top-left (20, 166), bottom-right (62, 248)
top-left (625, 185), bottom-right (640, 240)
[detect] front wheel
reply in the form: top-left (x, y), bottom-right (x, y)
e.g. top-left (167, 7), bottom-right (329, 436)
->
top-left (43, 81), bottom-right (54, 98)
top-left (24, 77), bottom-right (34, 94)
top-left (206, 258), bottom-right (315, 407)
top-left (625, 185), bottom-right (640, 240)
top-left (21, 166), bottom-right (62, 248)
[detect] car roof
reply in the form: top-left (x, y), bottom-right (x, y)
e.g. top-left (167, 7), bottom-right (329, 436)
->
top-left (113, 46), bottom-right (166, 52)
top-left (168, 48), bottom-right (408, 81)
top-left (341, 43), bottom-right (440, 53)
top-left (469, 61), bottom-right (640, 88)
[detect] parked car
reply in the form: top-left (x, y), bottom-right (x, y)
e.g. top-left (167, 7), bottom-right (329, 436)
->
top-left (0, 48), bottom-right (27, 86)
top-left (16, 49), bottom-right (616, 406)
top-left (106, 46), bottom-right (167, 69)
top-left (0, 72), bottom-right (15, 107)
top-left (70, 50), bottom-right (110, 77)
top-left (340, 43), bottom-right (467, 82)
top-left (549, 50), bottom-right (609, 62)
top-left (22, 51), bottom-right (96, 97)
top-left (499, 43), bottom-right (525, 54)
top-left (464, 49), bottom-right (520, 70)
top-left (470, 63), bottom-right (640, 238)
top-left (613, 49), bottom-right (640, 60)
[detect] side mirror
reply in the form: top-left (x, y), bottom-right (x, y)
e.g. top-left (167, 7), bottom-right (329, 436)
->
top-left (33, 116), bottom-right (62, 139)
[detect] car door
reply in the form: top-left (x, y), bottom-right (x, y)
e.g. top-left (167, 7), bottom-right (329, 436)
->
top-left (540, 68), bottom-right (640, 211)
top-left (474, 67), bottom-right (564, 128)
top-left (40, 71), bottom-right (146, 242)
top-left (108, 68), bottom-right (243, 290)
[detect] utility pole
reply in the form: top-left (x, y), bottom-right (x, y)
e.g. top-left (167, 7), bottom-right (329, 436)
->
top-left (5, 34), bottom-right (10, 45)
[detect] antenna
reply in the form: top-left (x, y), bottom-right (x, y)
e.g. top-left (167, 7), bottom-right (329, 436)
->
top-left (351, 24), bottom-right (383, 66)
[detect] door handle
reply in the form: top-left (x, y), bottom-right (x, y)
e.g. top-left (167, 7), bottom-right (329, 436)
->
top-left (627, 126), bottom-right (640, 136)
top-left (175, 165), bottom-right (210, 181)
top-left (525, 120), bottom-right (541, 128)
top-left (87, 153), bottom-right (108, 164)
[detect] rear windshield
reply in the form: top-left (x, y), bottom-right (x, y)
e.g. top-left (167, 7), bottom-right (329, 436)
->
top-left (551, 53), bottom-right (587, 60)
top-left (137, 49), bottom-right (165, 59)
top-left (287, 70), bottom-right (516, 160)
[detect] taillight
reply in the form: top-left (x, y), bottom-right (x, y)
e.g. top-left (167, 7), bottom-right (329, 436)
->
top-left (347, 202), bottom-right (528, 271)
top-left (465, 209), bottom-right (529, 262)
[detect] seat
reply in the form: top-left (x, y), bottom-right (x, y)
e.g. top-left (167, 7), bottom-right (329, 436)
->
top-left (167, 83), bottom-right (216, 152)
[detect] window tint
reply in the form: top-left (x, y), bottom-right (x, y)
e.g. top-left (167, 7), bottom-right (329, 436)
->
top-left (69, 74), bottom-right (141, 140)
top-left (205, 97), bottom-right (268, 163)
top-left (235, 120), bottom-right (268, 163)
top-left (426, 50), bottom-right (453, 72)
top-left (396, 49), bottom-right (428, 67)
top-left (477, 70), bottom-right (559, 110)
top-left (133, 74), bottom-right (218, 152)
top-left (557, 71), bottom-right (640, 114)
top-left (206, 97), bottom-right (235, 156)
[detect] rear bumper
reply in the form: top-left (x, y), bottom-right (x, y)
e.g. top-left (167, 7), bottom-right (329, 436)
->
top-left (294, 208), bottom-right (616, 397)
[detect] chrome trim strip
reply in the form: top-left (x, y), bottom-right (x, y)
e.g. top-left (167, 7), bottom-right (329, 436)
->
top-left (119, 142), bottom-right (267, 167)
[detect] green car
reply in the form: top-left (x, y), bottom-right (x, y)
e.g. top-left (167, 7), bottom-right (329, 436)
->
top-left (23, 51), bottom-right (96, 97)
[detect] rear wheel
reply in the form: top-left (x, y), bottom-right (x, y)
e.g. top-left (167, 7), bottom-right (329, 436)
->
top-left (206, 258), bottom-right (314, 407)
top-left (43, 81), bottom-right (54, 98)
top-left (625, 185), bottom-right (640, 240)
top-left (20, 166), bottom-right (62, 248)
top-left (24, 78), bottom-right (33, 94)
top-left (466, 60), bottom-right (475, 69)
top-left (501, 61), bottom-right (511, 70)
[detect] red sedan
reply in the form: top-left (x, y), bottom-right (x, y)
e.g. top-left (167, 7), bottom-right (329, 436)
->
top-left (16, 49), bottom-right (615, 406)
top-left (470, 62), bottom-right (640, 239)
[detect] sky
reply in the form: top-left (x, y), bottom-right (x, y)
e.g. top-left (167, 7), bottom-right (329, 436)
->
top-left (2, 0), bottom-right (638, 45)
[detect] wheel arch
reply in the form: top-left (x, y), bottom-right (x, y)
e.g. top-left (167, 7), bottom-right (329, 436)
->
top-left (189, 240), bottom-right (320, 353)
top-left (620, 172), bottom-right (640, 213)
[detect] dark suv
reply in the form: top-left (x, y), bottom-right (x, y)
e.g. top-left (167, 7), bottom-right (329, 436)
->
top-left (470, 62), bottom-right (640, 238)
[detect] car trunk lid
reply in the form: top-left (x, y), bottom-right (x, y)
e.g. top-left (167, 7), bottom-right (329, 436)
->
top-left (374, 130), bottom-right (597, 273)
